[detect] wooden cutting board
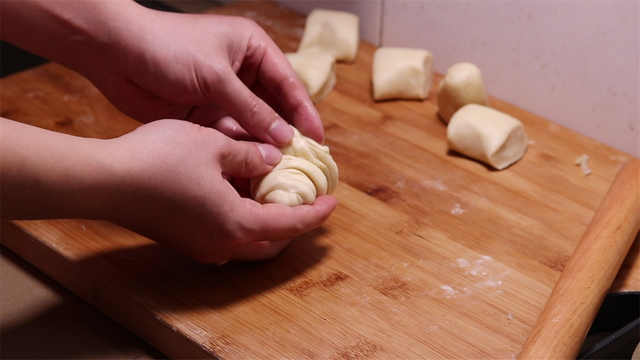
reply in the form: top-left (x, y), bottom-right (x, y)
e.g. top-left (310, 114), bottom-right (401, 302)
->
top-left (1, 1), bottom-right (638, 358)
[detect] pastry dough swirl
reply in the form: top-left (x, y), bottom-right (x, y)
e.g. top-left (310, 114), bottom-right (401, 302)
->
top-left (250, 127), bottom-right (338, 206)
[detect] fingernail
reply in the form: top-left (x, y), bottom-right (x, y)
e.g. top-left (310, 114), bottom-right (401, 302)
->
top-left (268, 119), bottom-right (294, 144)
top-left (257, 143), bottom-right (282, 166)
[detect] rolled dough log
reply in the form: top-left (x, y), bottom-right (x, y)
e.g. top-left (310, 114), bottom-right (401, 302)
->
top-left (437, 62), bottom-right (489, 123)
top-left (297, 9), bottom-right (359, 62)
top-left (251, 127), bottom-right (339, 206)
top-left (285, 52), bottom-right (336, 103)
top-left (447, 104), bottom-right (528, 170)
top-left (372, 47), bottom-right (434, 101)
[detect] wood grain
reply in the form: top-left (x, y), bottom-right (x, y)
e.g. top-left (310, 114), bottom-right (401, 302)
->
top-left (519, 160), bottom-right (640, 359)
top-left (1, 1), bottom-right (638, 358)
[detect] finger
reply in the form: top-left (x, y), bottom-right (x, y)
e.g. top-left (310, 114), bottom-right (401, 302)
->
top-left (227, 239), bottom-right (293, 262)
top-left (212, 70), bottom-right (294, 146)
top-left (235, 31), bottom-right (324, 143)
top-left (218, 137), bottom-right (282, 178)
top-left (184, 104), bottom-right (228, 127)
top-left (210, 116), bottom-right (254, 141)
top-left (104, 79), bottom-right (194, 124)
top-left (250, 83), bottom-right (325, 144)
top-left (185, 105), bottom-right (262, 142)
top-left (250, 82), bottom-right (286, 121)
top-left (238, 195), bottom-right (338, 242)
top-left (254, 46), bottom-right (325, 144)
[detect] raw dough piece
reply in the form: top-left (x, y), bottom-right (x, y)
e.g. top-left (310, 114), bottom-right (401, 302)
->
top-left (372, 47), bottom-right (434, 101)
top-left (575, 154), bottom-right (592, 176)
top-left (447, 104), bottom-right (528, 170)
top-left (437, 62), bottom-right (489, 123)
top-left (285, 52), bottom-right (336, 103)
top-left (251, 127), bottom-right (339, 206)
top-left (297, 9), bottom-right (359, 62)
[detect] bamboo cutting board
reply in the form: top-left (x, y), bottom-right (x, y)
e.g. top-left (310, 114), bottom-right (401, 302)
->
top-left (1, 1), bottom-right (638, 358)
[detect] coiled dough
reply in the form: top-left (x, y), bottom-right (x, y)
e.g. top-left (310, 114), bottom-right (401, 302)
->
top-left (250, 127), bottom-right (339, 206)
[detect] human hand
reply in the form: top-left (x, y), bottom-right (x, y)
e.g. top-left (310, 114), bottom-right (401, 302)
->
top-left (83, 8), bottom-right (324, 145)
top-left (105, 120), bottom-right (337, 263)
top-left (2, 1), bottom-right (324, 142)
top-left (0, 118), bottom-right (336, 263)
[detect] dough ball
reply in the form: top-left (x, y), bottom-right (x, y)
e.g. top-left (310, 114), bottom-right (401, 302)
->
top-left (251, 127), bottom-right (339, 206)
top-left (372, 47), bottom-right (434, 101)
top-left (297, 9), bottom-right (359, 62)
top-left (437, 62), bottom-right (489, 123)
top-left (447, 104), bottom-right (528, 170)
top-left (285, 52), bottom-right (336, 103)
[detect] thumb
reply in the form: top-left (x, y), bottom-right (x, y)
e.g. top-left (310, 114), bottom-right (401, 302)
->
top-left (219, 139), bottom-right (282, 178)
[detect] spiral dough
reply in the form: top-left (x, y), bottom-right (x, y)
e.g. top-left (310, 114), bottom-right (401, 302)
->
top-left (250, 127), bottom-right (338, 206)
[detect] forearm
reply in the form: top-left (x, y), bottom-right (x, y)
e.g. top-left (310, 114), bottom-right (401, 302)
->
top-left (0, 0), bottom-right (145, 76)
top-left (0, 118), bottom-right (119, 220)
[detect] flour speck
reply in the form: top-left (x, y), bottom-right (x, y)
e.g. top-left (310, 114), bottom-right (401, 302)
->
top-left (451, 204), bottom-right (466, 215)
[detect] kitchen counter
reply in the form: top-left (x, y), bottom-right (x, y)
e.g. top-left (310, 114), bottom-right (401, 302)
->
top-left (1, 1), bottom-right (638, 358)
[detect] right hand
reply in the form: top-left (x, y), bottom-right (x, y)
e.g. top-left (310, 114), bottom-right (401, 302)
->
top-left (1, 0), bottom-right (325, 144)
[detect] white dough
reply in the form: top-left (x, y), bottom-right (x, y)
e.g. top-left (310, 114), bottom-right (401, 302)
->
top-left (251, 127), bottom-right (339, 206)
top-left (251, 156), bottom-right (323, 206)
top-left (285, 52), bottom-right (336, 103)
top-left (437, 62), bottom-right (489, 123)
top-left (372, 47), bottom-right (434, 101)
top-left (447, 104), bottom-right (528, 170)
top-left (297, 9), bottom-right (359, 62)
top-left (575, 154), bottom-right (592, 176)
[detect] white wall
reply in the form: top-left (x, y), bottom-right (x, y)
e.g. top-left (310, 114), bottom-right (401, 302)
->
top-left (278, 1), bottom-right (639, 157)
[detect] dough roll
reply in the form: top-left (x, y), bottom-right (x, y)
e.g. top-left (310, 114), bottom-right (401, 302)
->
top-left (447, 104), bottom-right (528, 170)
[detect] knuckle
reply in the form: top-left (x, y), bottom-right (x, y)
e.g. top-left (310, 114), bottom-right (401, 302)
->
top-left (237, 17), bottom-right (264, 35)
top-left (247, 143), bottom-right (264, 164)
top-left (241, 17), bottom-right (259, 29)
top-left (197, 63), bottom-right (229, 101)
top-left (273, 76), bottom-right (298, 99)
top-left (241, 149), bottom-right (257, 173)
top-left (235, 153), bottom-right (254, 176)
top-left (216, 137), bottom-right (234, 161)
top-left (245, 97), bottom-right (268, 126)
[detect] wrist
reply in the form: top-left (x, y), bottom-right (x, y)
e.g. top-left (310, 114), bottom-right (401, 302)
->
top-left (58, 137), bottom-right (124, 222)
top-left (58, 1), bottom-right (151, 78)
top-left (0, 119), bottom-right (123, 221)
top-left (0, 0), bottom-right (147, 76)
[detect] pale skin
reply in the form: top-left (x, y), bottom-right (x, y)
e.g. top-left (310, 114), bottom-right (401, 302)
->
top-left (0, 0), bottom-right (338, 263)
